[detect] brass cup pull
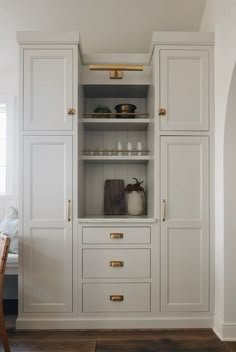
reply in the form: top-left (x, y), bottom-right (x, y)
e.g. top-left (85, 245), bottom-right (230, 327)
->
top-left (110, 261), bottom-right (124, 267)
top-left (162, 199), bottom-right (166, 222)
top-left (67, 108), bottom-right (76, 115)
top-left (110, 233), bottom-right (124, 239)
top-left (67, 200), bottom-right (71, 222)
top-left (110, 295), bottom-right (124, 302)
top-left (159, 108), bottom-right (166, 116)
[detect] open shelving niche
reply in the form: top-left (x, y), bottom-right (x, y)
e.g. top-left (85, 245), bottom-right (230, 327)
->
top-left (78, 78), bottom-right (155, 221)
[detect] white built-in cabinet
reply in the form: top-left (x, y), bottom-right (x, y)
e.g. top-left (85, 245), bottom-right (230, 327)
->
top-left (17, 32), bottom-right (78, 326)
top-left (17, 31), bottom-right (214, 330)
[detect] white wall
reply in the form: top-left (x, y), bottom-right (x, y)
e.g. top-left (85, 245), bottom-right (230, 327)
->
top-left (201, 0), bottom-right (236, 340)
top-left (224, 64), bottom-right (236, 323)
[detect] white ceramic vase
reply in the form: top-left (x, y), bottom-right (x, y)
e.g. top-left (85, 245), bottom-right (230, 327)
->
top-left (127, 191), bottom-right (144, 216)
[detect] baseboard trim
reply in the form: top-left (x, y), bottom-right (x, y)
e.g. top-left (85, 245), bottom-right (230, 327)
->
top-left (16, 317), bottom-right (213, 330)
top-left (213, 316), bottom-right (223, 340)
top-left (213, 316), bottom-right (236, 341)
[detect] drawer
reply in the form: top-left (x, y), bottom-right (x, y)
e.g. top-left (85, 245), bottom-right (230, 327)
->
top-left (83, 283), bottom-right (150, 313)
top-left (82, 227), bottom-right (151, 244)
top-left (83, 249), bottom-right (150, 278)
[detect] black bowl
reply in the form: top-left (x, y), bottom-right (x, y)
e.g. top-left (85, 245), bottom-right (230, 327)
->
top-left (114, 104), bottom-right (137, 118)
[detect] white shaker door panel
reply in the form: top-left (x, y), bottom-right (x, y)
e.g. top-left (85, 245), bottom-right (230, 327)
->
top-left (23, 49), bottom-right (73, 131)
top-left (159, 50), bottom-right (209, 131)
top-left (160, 136), bottom-right (209, 312)
top-left (23, 136), bottom-right (73, 313)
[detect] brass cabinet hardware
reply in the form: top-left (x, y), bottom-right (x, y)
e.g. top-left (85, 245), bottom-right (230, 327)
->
top-left (159, 108), bottom-right (166, 116)
top-left (67, 200), bottom-right (71, 222)
top-left (110, 233), bottom-right (124, 239)
top-left (110, 261), bottom-right (124, 267)
top-left (89, 64), bottom-right (143, 80)
top-left (67, 108), bottom-right (76, 115)
top-left (89, 64), bottom-right (143, 71)
top-left (110, 295), bottom-right (124, 302)
top-left (110, 70), bottom-right (123, 79)
top-left (162, 199), bottom-right (166, 222)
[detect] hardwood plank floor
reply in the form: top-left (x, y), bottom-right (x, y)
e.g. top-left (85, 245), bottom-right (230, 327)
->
top-left (3, 316), bottom-right (236, 352)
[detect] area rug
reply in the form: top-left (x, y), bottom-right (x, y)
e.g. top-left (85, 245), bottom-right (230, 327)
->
top-left (96, 338), bottom-right (229, 352)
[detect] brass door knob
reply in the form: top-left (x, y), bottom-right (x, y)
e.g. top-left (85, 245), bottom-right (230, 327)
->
top-left (67, 108), bottom-right (76, 115)
top-left (159, 108), bottom-right (166, 116)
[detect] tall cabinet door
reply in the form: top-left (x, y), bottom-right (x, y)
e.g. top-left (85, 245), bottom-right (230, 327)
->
top-left (23, 49), bottom-right (73, 131)
top-left (23, 136), bottom-right (73, 313)
top-left (160, 136), bottom-right (209, 312)
top-left (159, 49), bottom-right (209, 131)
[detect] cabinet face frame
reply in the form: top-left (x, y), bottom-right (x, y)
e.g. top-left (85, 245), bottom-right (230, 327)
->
top-left (158, 46), bottom-right (209, 131)
top-left (160, 136), bottom-right (209, 312)
top-left (23, 47), bottom-right (74, 131)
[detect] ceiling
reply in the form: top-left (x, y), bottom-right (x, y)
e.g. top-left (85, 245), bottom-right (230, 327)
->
top-left (0, 0), bottom-right (207, 92)
top-left (0, 0), bottom-right (206, 54)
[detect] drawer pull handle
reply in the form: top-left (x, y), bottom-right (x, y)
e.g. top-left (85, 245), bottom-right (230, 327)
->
top-left (110, 261), bottom-right (124, 267)
top-left (110, 295), bottom-right (124, 302)
top-left (110, 233), bottom-right (124, 239)
top-left (67, 200), bottom-right (71, 222)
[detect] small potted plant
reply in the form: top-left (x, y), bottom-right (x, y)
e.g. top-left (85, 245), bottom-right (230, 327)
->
top-left (94, 105), bottom-right (112, 118)
top-left (124, 178), bottom-right (145, 216)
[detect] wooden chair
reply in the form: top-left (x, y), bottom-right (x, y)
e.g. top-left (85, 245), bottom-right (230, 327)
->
top-left (0, 234), bottom-right (11, 352)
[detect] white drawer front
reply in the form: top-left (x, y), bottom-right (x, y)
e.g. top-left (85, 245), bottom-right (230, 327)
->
top-left (83, 283), bottom-right (150, 313)
top-left (83, 249), bottom-right (150, 278)
top-left (82, 227), bottom-right (151, 244)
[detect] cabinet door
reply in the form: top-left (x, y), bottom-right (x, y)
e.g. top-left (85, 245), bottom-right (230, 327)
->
top-left (23, 136), bottom-right (73, 313)
top-left (23, 49), bottom-right (73, 131)
top-left (160, 136), bottom-right (209, 312)
top-left (159, 49), bottom-right (209, 131)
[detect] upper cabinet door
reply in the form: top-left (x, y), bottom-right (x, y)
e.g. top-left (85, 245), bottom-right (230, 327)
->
top-left (159, 49), bottom-right (209, 131)
top-left (23, 49), bottom-right (74, 131)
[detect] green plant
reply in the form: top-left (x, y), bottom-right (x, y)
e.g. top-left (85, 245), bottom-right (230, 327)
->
top-left (94, 105), bottom-right (112, 113)
top-left (124, 178), bottom-right (144, 193)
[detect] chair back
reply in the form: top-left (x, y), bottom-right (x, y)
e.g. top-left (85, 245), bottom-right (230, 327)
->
top-left (0, 234), bottom-right (10, 275)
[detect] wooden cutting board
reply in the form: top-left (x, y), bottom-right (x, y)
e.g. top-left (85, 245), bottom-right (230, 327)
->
top-left (104, 179), bottom-right (126, 215)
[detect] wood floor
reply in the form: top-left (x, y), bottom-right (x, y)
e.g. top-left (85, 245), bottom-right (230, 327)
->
top-left (3, 316), bottom-right (236, 352)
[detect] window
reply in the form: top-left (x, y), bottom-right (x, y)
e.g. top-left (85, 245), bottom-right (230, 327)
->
top-left (0, 102), bottom-right (7, 193)
top-left (0, 96), bottom-right (17, 195)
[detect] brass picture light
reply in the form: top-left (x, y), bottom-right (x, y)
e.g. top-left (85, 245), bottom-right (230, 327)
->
top-left (89, 64), bottom-right (144, 79)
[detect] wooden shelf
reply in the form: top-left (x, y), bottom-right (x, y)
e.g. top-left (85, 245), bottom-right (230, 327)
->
top-left (78, 216), bottom-right (157, 223)
top-left (82, 118), bottom-right (151, 131)
top-left (81, 155), bottom-right (150, 162)
top-left (83, 113), bottom-right (149, 117)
